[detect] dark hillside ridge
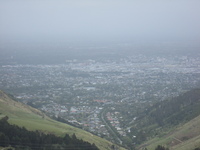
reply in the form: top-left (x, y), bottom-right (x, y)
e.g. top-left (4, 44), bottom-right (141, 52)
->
top-left (0, 90), bottom-right (125, 150)
top-left (130, 89), bottom-right (200, 144)
top-left (147, 89), bottom-right (200, 126)
top-left (0, 116), bottom-right (99, 150)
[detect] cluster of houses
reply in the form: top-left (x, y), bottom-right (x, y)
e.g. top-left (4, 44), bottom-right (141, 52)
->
top-left (0, 54), bottom-right (200, 141)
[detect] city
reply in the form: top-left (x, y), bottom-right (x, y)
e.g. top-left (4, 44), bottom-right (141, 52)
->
top-left (0, 53), bottom-right (200, 143)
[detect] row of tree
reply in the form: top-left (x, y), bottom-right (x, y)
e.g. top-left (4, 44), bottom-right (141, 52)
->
top-left (0, 116), bottom-right (99, 150)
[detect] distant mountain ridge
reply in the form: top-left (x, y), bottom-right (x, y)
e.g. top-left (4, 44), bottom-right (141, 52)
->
top-left (0, 90), bottom-right (125, 150)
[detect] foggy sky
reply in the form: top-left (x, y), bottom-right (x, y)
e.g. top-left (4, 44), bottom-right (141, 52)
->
top-left (0, 0), bottom-right (200, 44)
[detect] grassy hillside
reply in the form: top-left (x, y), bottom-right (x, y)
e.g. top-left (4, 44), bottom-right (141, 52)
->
top-left (138, 114), bottom-right (200, 150)
top-left (133, 89), bottom-right (200, 150)
top-left (0, 90), bottom-right (126, 150)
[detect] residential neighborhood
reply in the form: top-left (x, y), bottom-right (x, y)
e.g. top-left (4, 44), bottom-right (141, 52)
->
top-left (0, 53), bottom-right (200, 142)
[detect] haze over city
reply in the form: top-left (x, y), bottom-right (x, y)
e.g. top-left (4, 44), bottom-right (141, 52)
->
top-left (1, 0), bottom-right (200, 61)
top-left (1, 1), bottom-right (200, 150)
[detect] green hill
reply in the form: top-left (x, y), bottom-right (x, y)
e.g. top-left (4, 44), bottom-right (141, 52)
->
top-left (0, 117), bottom-right (99, 150)
top-left (0, 90), bottom-right (126, 150)
top-left (138, 114), bottom-right (200, 150)
top-left (131, 89), bottom-right (200, 150)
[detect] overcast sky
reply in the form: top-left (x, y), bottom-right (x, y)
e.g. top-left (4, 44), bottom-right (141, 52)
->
top-left (0, 0), bottom-right (200, 44)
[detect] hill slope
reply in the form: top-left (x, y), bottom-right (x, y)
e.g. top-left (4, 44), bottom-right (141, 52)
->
top-left (0, 90), bottom-right (125, 150)
top-left (133, 89), bottom-right (200, 150)
top-left (138, 114), bottom-right (200, 150)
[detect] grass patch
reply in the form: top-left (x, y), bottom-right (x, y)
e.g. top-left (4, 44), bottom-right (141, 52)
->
top-left (138, 115), bottom-right (200, 150)
top-left (0, 92), bottom-right (126, 150)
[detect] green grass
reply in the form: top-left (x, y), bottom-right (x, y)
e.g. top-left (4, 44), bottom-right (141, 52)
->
top-left (137, 115), bottom-right (200, 150)
top-left (0, 91), bottom-right (126, 150)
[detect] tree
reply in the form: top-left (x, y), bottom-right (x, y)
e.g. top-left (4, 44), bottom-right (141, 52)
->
top-left (155, 145), bottom-right (169, 150)
top-left (0, 133), bottom-right (10, 147)
top-left (0, 118), bottom-right (99, 150)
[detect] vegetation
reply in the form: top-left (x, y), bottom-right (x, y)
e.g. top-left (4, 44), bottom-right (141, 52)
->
top-left (129, 89), bottom-right (200, 145)
top-left (134, 89), bottom-right (200, 150)
top-left (1, 86), bottom-right (200, 150)
top-left (0, 90), bottom-right (125, 150)
top-left (154, 145), bottom-right (169, 150)
top-left (0, 116), bottom-right (98, 150)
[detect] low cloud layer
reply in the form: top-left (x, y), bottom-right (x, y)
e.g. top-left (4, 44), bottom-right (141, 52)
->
top-left (0, 0), bottom-right (200, 43)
